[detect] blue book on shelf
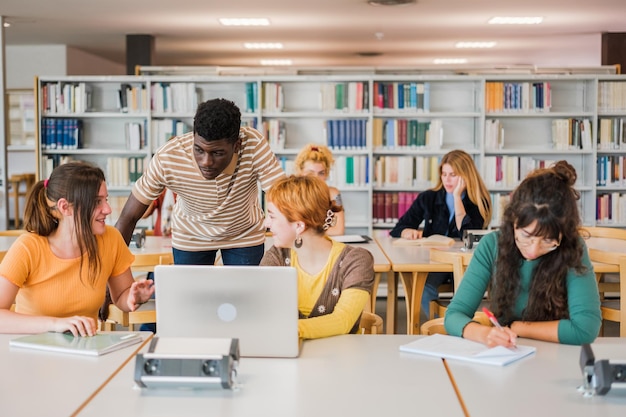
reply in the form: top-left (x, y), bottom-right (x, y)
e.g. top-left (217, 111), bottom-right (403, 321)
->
top-left (397, 83), bottom-right (404, 109)
top-left (410, 83), bottom-right (417, 109)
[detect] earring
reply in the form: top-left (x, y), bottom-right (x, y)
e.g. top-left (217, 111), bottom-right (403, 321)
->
top-left (294, 235), bottom-right (303, 248)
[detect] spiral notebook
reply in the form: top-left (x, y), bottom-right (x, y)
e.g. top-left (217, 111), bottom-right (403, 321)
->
top-left (9, 332), bottom-right (143, 356)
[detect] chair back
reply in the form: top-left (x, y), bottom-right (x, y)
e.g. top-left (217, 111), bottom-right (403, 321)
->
top-left (359, 311), bottom-right (384, 334)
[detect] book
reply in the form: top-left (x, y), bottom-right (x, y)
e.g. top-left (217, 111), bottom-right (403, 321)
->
top-left (9, 331), bottom-right (143, 356)
top-left (399, 334), bottom-right (536, 366)
top-left (392, 234), bottom-right (455, 247)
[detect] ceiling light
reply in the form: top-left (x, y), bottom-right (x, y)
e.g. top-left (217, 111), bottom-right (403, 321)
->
top-left (244, 43), bottom-right (283, 50)
top-left (260, 59), bottom-right (292, 66)
top-left (488, 17), bottom-right (543, 25)
top-left (455, 42), bottom-right (496, 49)
top-left (219, 18), bottom-right (270, 26)
top-left (434, 58), bottom-right (468, 65)
top-left (3, 22), bottom-right (10, 28)
top-left (368, 0), bottom-right (416, 6)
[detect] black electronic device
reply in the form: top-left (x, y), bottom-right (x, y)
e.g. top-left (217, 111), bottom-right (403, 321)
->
top-left (579, 343), bottom-right (626, 396)
top-left (130, 228), bottom-right (146, 248)
top-left (134, 337), bottom-right (239, 390)
top-left (462, 229), bottom-right (491, 250)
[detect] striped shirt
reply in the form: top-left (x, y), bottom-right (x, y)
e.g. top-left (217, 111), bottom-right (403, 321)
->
top-left (132, 127), bottom-right (285, 251)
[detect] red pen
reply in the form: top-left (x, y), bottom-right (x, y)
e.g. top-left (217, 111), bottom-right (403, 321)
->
top-left (482, 307), bottom-right (517, 347)
top-left (482, 307), bottom-right (503, 330)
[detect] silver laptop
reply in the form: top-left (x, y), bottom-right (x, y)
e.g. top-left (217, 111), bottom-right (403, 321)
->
top-left (154, 265), bottom-right (300, 358)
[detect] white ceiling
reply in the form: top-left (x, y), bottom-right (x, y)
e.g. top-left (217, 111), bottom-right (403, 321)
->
top-left (2, 0), bottom-right (626, 70)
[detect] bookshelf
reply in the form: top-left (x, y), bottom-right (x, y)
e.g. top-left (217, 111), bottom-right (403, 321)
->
top-left (34, 73), bottom-right (626, 233)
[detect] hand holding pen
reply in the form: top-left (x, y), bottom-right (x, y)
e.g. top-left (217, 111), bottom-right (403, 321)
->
top-left (482, 307), bottom-right (517, 348)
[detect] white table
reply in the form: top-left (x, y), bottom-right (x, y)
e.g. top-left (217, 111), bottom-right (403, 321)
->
top-left (77, 335), bottom-right (466, 417)
top-left (447, 337), bottom-right (626, 417)
top-left (0, 332), bottom-right (153, 417)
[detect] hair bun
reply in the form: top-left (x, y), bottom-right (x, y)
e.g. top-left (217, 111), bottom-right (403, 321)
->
top-left (552, 160), bottom-right (577, 187)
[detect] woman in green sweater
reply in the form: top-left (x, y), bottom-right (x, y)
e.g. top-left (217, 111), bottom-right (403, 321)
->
top-left (445, 160), bottom-right (601, 346)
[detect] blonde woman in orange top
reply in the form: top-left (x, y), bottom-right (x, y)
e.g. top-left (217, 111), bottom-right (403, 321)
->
top-left (294, 144), bottom-right (345, 235)
top-left (0, 162), bottom-right (154, 336)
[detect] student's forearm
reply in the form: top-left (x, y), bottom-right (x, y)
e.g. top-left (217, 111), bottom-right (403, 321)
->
top-left (0, 310), bottom-right (57, 334)
top-left (510, 320), bottom-right (559, 343)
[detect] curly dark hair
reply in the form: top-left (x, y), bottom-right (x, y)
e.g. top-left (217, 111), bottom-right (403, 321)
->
top-left (490, 160), bottom-right (587, 325)
top-left (193, 98), bottom-right (241, 143)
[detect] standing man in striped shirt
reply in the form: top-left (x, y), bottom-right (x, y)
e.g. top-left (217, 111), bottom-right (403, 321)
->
top-left (116, 98), bottom-right (285, 266)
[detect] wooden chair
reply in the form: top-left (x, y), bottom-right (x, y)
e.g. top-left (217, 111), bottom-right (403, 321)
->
top-left (100, 253), bottom-right (173, 331)
top-left (420, 312), bottom-right (491, 335)
top-left (8, 173), bottom-right (36, 229)
top-left (428, 248), bottom-right (474, 319)
top-left (581, 226), bottom-right (625, 337)
top-left (586, 247), bottom-right (624, 337)
top-left (359, 311), bottom-right (384, 334)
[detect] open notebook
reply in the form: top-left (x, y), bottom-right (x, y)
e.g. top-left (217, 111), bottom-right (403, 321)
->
top-left (9, 332), bottom-right (143, 356)
top-left (400, 334), bottom-right (536, 366)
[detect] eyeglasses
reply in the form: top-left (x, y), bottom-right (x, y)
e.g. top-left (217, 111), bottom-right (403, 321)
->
top-left (514, 231), bottom-right (561, 251)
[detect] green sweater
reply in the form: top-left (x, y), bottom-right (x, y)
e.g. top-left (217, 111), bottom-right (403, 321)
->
top-left (444, 231), bottom-right (602, 345)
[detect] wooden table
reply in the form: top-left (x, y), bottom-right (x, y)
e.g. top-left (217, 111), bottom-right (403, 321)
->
top-left (76, 335), bottom-right (466, 417)
top-left (0, 332), bottom-right (153, 417)
top-left (375, 236), bottom-right (466, 334)
top-left (447, 337), bottom-right (626, 416)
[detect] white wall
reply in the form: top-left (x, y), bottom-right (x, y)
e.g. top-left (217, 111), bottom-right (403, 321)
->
top-left (6, 45), bottom-right (67, 89)
top-left (66, 47), bottom-right (124, 76)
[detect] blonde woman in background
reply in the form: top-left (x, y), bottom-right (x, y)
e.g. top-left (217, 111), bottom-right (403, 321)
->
top-left (294, 144), bottom-right (345, 235)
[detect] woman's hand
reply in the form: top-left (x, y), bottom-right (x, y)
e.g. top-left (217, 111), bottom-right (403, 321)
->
top-left (401, 228), bottom-right (422, 240)
top-left (453, 177), bottom-right (466, 198)
top-left (53, 316), bottom-right (97, 337)
top-left (485, 326), bottom-right (518, 348)
top-left (126, 279), bottom-right (155, 311)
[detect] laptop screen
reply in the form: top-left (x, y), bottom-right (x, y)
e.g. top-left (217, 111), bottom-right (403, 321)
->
top-left (154, 265), bottom-right (300, 358)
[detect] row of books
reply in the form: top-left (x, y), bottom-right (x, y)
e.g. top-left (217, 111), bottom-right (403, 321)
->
top-left (41, 82), bottom-right (93, 114)
top-left (41, 155), bottom-right (75, 179)
top-left (119, 83), bottom-right (149, 113)
top-left (320, 82), bottom-right (369, 113)
top-left (326, 119), bottom-right (368, 150)
top-left (245, 82), bottom-right (259, 113)
top-left (374, 155), bottom-right (440, 188)
top-left (40, 118), bottom-right (82, 149)
top-left (151, 119), bottom-right (191, 151)
top-left (372, 82), bottom-right (431, 112)
top-left (490, 192), bottom-right (511, 227)
top-left (106, 157), bottom-right (145, 187)
top-left (598, 82), bottom-right (626, 112)
top-left (151, 82), bottom-right (199, 114)
top-left (552, 118), bottom-right (593, 150)
top-left (484, 157), bottom-right (557, 188)
top-left (597, 155), bottom-right (626, 186)
top-left (372, 192), bottom-right (419, 224)
top-left (263, 119), bottom-right (286, 150)
top-left (596, 193), bottom-right (626, 224)
top-left (277, 155), bottom-right (370, 187)
top-left (124, 122), bottom-right (146, 151)
top-left (485, 118), bottom-right (592, 150)
top-left (372, 118), bottom-right (442, 150)
top-left (485, 82), bottom-right (552, 113)
top-left (598, 118), bottom-right (626, 150)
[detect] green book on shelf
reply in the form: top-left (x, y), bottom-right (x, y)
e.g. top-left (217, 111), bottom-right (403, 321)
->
top-left (9, 331), bottom-right (143, 356)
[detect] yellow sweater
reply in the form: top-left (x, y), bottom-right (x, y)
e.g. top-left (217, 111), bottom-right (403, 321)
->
top-left (293, 240), bottom-right (370, 339)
